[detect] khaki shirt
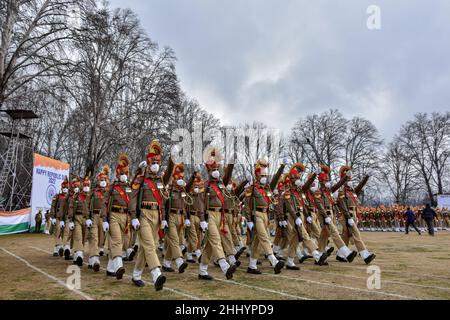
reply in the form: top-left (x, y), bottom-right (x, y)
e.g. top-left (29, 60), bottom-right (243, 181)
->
top-left (68, 192), bottom-right (91, 220)
top-left (50, 193), bottom-right (69, 220)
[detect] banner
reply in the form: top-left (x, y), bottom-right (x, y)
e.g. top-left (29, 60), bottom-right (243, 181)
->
top-left (437, 194), bottom-right (450, 209)
top-left (29, 154), bottom-right (70, 232)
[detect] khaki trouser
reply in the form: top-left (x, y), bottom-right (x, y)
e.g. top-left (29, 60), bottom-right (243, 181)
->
top-left (286, 215), bottom-right (318, 258)
top-left (54, 219), bottom-right (62, 246)
top-left (273, 225), bottom-right (288, 249)
top-left (62, 219), bottom-right (72, 248)
top-left (187, 214), bottom-right (201, 252)
top-left (220, 214), bottom-right (236, 256)
top-left (318, 214), bottom-right (345, 252)
top-left (250, 211), bottom-right (274, 259)
top-left (72, 215), bottom-right (85, 252)
top-left (164, 212), bottom-right (183, 261)
top-left (134, 209), bottom-right (161, 271)
top-left (229, 213), bottom-right (240, 247)
top-left (304, 211), bottom-right (321, 242)
top-left (109, 212), bottom-right (128, 258)
top-left (235, 213), bottom-right (243, 244)
top-left (201, 211), bottom-right (226, 264)
top-left (88, 214), bottom-right (102, 257)
top-left (339, 216), bottom-right (367, 252)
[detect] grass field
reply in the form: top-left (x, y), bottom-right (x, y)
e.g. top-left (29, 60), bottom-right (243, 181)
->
top-left (1, 231), bottom-right (449, 300)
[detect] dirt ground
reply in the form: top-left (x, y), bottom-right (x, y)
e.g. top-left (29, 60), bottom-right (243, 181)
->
top-left (1, 231), bottom-right (449, 300)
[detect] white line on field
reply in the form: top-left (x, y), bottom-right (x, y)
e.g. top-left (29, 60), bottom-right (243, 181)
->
top-left (327, 262), bottom-right (450, 281)
top-left (261, 272), bottom-right (419, 300)
top-left (189, 273), bottom-right (310, 300)
top-left (300, 268), bottom-right (450, 292)
top-left (0, 247), bottom-right (93, 300)
top-left (29, 246), bottom-right (201, 300)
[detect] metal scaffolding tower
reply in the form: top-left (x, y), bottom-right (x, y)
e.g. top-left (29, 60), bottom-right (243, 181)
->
top-left (0, 109), bottom-right (39, 211)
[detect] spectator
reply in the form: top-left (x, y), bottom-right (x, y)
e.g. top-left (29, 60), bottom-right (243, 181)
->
top-left (34, 210), bottom-right (42, 234)
top-left (404, 207), bottom-right (421, 235)
top-left (422, 203), bottom-right (437, 236)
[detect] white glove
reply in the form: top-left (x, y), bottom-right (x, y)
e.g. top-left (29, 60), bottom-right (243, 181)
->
top-left (347, 218), bottom-right (355, 227)
top-left (295, 217), bottom-right (303, 226)
top-left (200, 221), bottom-right (208, 231)
top-left (51, 218), bottom-right (56, 226)
top-left (184, 219), bottom-right (191, 227)
top-left (60, 220), bottom-right (65, 228)
top-left (278, 221), bottom-right (284, 227)
top-left (324, 217), bottom-right (332, 225)
top-left (139, 161), bottom-right (147, 169)
top-left (161, 220), bottom-right (169, 229)
top-left (131, 218), bottom-right (140, 230)
top-left (283, 221), bottom-right (288, 227)
top-left (247, 221), bottom-right (254, 231)
top-left (85, 219), bottom-right (93, 228)
top-left (307, 216), bottom-right (313, 224)
top-left (102, 221), bottom-right (109, 232)
top-left (68, 222), bottom-right (75, 230)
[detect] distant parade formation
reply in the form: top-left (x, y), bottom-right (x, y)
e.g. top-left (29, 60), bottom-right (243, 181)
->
top-left (41, 139), bottom-right (448, 292)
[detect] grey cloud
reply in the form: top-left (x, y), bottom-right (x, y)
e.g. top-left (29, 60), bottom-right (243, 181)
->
top-left (109, 0), bottom-right (450, 139)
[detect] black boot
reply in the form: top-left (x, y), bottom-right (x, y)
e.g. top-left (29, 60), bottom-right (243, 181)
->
top-left (116, 267), bottom-right (125, 280)
top-left (317, 253), bottom-right (328, 266)
top-left (76, 256), bottom-right (83, 267)
top-left (93, 263), bottom-right (100, 272)
top-left (364, 253), bottom-right (376, 265)
top-left (225, 264), bottom-right (237, 280)
top-left (274, 261), bottom-right (285, 274)
top-left (286, 265), bottom-right (300, 270)
top-left (246, 268), bottom-right (262, 275)
top-left (199, 274), bottom-right (214, 280)
top-left (162, 266), bottom-right (175, 272)
top-left (298, 255), bottom-right (309, 264)
top-left (58, 248), bottom-right (64, 257)
top-left (64, 249), bottom-right (71, 260)
top-left (346, 251), bottom-right (358, 263)
top-left (178, 262), bottom-right (188, 274)
top-left (132, 278), bottom-right (145, 287)
top-left (336, 256), bottom-right (347, 262)
top-left (106, 271), bottom-right (116, 277)
top-left (235, 247), bottom-right (247, 260)
top-left (154, 275), bottom-right (166, 291)
top-left (326, 247), bottom-right (334, 256)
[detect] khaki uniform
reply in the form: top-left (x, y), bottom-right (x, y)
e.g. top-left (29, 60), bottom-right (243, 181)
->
top-left (129, 172), bottom-right (168, 272)
top-left (164, 188), bottom-right (186, 262)
top-left (102, 182), bottom-right (131, 262)
top-left (88, 188), bottom-right (108, 261)
top-left (50, 193), bottom-right (69, 253)
top-left (314, 188), bottom-right (346, 252)
top-left (336, 187), bottom-right (367, 252)
top-left (187, 191), bottom-right (205, 255)
top-left (68, 192), bottom-right (90, 254)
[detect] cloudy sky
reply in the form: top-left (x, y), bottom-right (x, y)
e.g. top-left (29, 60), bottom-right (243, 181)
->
top-left (109, 0), bottom-right (450, 140)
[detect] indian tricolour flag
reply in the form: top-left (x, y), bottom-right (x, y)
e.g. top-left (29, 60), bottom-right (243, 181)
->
top-left (0, 208), bottom-right (31, 235)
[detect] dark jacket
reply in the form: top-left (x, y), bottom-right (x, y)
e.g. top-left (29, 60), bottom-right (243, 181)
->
top-left (404, 210), bottom-right (415, 223)
top-left (422, 207), bottom-right (436, 220)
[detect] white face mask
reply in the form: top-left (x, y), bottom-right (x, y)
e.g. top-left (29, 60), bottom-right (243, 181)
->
top-left (193, 187), bottom-right (200, 194)
top-left (120, 175), bottom-right (128, 183)
top-left (74, 187), bottom-right (80, 194)
top-left (325, 182), bottom-right (331, 189)
top-left (62, 188), bottom-right (68, 194)
top-left (177, 179), bottom-right (186, 187)
top-left (211, 170), bottom-right (220, 179)
top-left (260, 177), bottom-right (268, 185)
top-left (99, 181), bottom-right (107, 188)
top-left (83, 186), bottom-right (90, 193)
top-left (295, 179), bottom-right (302, 187)
top-left (310, 185), bottom-right (318, 193)
top-left (150, 163), bottom-right (160, 173)
top-left (226, 185), bottom-right (233, 191)
top-left (347, 181), bottom-right (354, 188)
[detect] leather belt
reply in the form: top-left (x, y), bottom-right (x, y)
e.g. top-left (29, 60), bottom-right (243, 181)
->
top-left (170, 208), bottom-right (184, 214)
top-left (256, 207), bottom-right (268, 213)
top-left (224, 209), bottom-right (235, 214)
top-left (92, 209), bottom-right (101, 214)
top-left (142, 204), bottom-right (159, 210)
top-left (111, 205), bottom-right (128, 214)
top-left (208, 207), bottom-right (222, 212)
